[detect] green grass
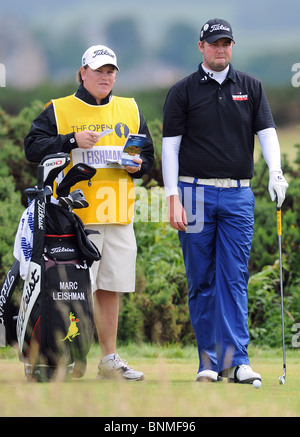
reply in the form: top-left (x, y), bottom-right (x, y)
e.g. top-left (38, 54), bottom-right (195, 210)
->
top-left (0, 343), bottom-right (299, 417)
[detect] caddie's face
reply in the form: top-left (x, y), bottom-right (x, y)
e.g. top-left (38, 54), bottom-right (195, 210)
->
top-left (80, 65), bottom-right (117, 103)
top-left (198, 38), bottom-right (233, 72)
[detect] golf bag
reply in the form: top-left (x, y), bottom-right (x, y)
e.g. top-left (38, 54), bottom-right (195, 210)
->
top-left (0, 153), bottom-right (101, 381)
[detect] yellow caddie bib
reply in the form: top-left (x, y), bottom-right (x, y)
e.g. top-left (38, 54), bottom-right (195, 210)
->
top-left (50, 94), bottom-right (140, 225)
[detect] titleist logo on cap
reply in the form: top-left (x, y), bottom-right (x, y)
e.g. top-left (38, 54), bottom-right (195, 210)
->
top-left (210, 24), bottom-right (230, 33)
top-left (92, 48), bottom-right (115, 59)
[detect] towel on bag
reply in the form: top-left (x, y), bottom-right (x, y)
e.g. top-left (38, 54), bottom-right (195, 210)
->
top-left (13, 201), bottom-right (35, 280)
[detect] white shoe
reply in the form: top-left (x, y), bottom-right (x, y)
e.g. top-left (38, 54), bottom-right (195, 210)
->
top-left (97, 354), bottom-right (144, 381)
top-left (196, 369), bottom-right (221, 382)
top-left (227, 364), bottom-right (261, 384)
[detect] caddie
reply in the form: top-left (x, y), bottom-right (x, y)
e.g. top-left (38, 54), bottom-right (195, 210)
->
top-left (24, 44), bottom-right (154, 380)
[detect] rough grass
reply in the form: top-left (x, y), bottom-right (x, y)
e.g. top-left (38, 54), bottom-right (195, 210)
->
top-left (0, 343), bottom-right (299, 418)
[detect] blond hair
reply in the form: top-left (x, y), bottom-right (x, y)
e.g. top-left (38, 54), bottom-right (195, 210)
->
top-left (76, 66), bottom-right (87, 84)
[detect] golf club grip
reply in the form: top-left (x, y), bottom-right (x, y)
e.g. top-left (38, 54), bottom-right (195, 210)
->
top-left (276, 207), bottom-right (282, 236)
top-left (37, 164), bottom-right (44, 190)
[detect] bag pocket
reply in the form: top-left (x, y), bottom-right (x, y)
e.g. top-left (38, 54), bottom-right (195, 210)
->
top-left (44, 263), bottom-right (94, 366)
top-left (44, 235), bottom-right (80, 261)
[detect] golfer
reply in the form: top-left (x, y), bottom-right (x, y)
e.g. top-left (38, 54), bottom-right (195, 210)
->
top-left (24, 45), bottom-right (154, 380)
top-left (162, 19), bottom-right (288, 383)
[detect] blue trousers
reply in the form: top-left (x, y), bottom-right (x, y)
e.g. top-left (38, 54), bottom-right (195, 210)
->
top-left (178, 181), bottom-right (255, 374)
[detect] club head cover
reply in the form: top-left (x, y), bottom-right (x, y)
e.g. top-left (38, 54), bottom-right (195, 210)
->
top-left (41, 153), bottom-right (71, 188)
top-left (56, 163), bottom-right (97, 198)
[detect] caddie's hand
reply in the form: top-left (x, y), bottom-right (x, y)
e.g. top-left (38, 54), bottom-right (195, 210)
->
top-left (75, 130), bottom-right (101, 149)
top-left (124, 157), bottom-right (142, 174)
top-left (167, 194), bottom-right (188, 231)
top-left (268, 170), bottom-right (289, 208)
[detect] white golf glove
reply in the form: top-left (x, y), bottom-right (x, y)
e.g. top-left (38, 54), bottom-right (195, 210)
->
top-left (268, 170), bottom-right (289, 208)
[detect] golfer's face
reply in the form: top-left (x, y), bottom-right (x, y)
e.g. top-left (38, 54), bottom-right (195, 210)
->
top-left (199, 38), bottom-right (233, 72)
top-left (81, 65), bottom-right (117, 103)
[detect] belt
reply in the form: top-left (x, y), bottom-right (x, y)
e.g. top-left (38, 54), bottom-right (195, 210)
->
top-left (179, 176), bottom-right (250, 188)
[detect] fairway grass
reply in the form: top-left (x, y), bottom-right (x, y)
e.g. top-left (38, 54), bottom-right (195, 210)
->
top-left (0, 344), bottom-right (299, 418)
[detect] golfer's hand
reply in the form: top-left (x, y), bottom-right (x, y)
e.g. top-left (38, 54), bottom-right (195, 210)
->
top-left (75, 130), bottom-right (101, 149)
top-left (124, 157), bottom-right (142, 174)
top-left (167, 194), bottom-right (188, 231)
top-left (268, 171), bottom-right (289, 208)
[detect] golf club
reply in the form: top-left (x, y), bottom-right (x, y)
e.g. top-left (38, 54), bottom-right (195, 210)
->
top-left (277, 202), bottom-right (286, 385)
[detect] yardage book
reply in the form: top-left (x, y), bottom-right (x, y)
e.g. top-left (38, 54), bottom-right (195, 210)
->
top-left (106, 133), bottom-right (146, 167)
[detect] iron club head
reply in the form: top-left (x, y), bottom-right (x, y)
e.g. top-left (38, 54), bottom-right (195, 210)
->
top-left (279, 375), bottom-right (285, 385)
top-left (58, 195), bottom-right (73, 209)
top-left (69, 189), bottom-right (89, 209)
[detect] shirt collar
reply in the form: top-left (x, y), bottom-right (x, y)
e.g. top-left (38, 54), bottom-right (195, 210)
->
top-left (75, 83), bottom-right (112, 105)
top-left (197, 63), bottom-right (236, 84)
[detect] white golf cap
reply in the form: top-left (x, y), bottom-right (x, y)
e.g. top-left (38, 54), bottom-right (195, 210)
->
top-left (82, 45), bottom-right (119, 70)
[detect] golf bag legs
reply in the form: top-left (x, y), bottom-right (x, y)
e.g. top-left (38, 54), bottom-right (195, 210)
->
top-left (24, 358), bottom-right (87, 382)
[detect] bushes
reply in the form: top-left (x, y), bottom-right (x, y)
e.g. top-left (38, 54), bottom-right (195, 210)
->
top-left (0, 176), bottom-right (24, 278)
top-left (118, 220), bottom-right (194, 345)
top-left (248, 262), bottom-right (290, 347)
top-left (0, 102), bottom-right (42, 204)
top-left (0, 102), bottom-right (44, 279)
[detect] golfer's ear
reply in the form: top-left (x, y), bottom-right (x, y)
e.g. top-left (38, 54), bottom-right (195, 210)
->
top-left (198, 41), bottom-right (204, 54)
top-left (80, 66), bottom-right (87, 82)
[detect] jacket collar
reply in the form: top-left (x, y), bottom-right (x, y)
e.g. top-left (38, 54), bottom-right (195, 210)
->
top-left (75, 83), bottom-right (112, 105)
